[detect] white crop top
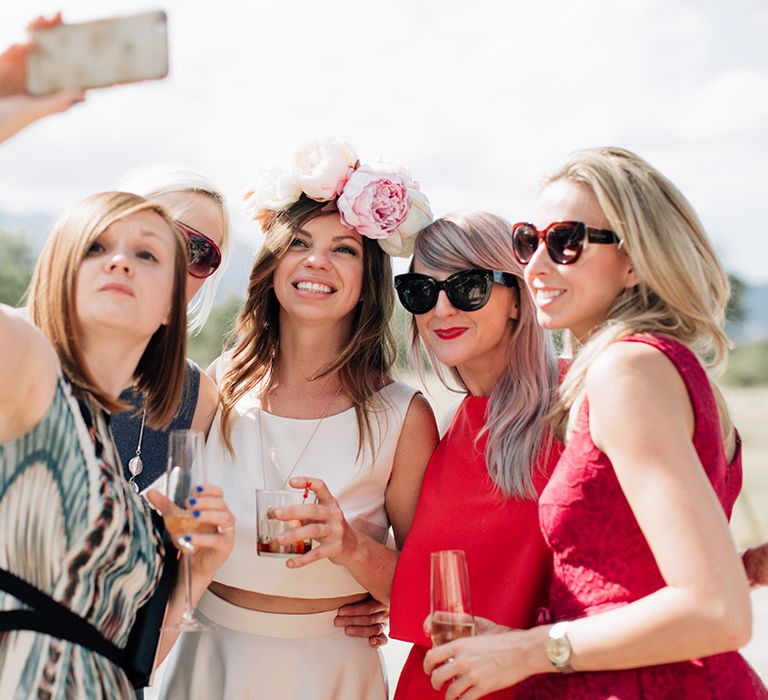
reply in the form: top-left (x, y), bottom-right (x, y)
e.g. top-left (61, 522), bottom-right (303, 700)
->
top-left (204, 365), bottom-right (418, 599)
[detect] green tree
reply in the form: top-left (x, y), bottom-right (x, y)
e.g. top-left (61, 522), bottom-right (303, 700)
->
top-left (0, 230), bottom-right (34, 306)
top-left (726, 273), bottom-right (747, 325)
top-left (187, 295), bottom-right (243, 368)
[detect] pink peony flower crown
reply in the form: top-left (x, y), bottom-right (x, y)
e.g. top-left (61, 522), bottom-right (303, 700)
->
top-left (242, 136), bottom-right (433, 258)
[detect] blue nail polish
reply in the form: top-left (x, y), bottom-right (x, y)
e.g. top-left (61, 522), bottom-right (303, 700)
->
top-left (193, 511), bottom-right (200, 518)
top-left (184, 535), bottom-right (192, 542)
top-left (188, 498), bottom-right (197, 506)
top-left (196, 485), bottom-right (204, 493)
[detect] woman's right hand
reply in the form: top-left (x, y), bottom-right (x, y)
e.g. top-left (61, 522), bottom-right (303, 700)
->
top-left (335, 597), bottom-right (389, 647)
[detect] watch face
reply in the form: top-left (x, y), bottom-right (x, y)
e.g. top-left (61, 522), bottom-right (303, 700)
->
top-left (549, 638), bottom-right (570, 665)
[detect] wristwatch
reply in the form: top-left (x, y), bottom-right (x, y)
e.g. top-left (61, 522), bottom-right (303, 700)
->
top-left (546, 621), bottom-right (574, 673)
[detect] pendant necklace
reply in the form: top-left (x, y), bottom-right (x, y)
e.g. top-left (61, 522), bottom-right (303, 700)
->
top-left (259, 385), bottom-right (341, 490)
top-left (127, 403), bottom-right (146, 493)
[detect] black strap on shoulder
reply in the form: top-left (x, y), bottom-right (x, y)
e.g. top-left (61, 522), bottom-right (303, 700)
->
top-left (0, 567), bottom-right (127, 670)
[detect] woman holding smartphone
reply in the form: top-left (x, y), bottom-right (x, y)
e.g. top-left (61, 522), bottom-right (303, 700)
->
top-left (424, 147), bottom-right (768, 699)
top-left (0, 192), bottom-right (233, 699)
top-left (388, 212), bottom-right (563, 699)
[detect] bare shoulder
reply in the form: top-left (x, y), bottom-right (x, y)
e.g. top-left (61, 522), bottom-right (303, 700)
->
top-left (0, 305), bottom-right (59, 440)
top-left (586, 339), bottom-right (684, 401)
top-left (191, 369), bottom-right (220, 437)
top-left (587, 339), bottom-right (692, 450)
top-left (404, 391), bottom-right (437, 425)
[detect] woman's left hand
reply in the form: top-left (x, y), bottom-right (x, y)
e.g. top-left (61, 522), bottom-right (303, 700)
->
top-left (272, 476), bottom-right (359, 569)
top-left (423, 626), bottom-right (536, 700)
top-left (146, 484), bottom-right (235, 582)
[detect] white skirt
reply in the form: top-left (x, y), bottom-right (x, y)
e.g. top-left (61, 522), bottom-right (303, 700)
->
top-left (158, 590), bottom-right (388, 700)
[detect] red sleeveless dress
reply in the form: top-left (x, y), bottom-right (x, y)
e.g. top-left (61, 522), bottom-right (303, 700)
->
top-left (390, 394), bottom-right (562, 699)
top-left (517, 334), bottom-right (768, 699)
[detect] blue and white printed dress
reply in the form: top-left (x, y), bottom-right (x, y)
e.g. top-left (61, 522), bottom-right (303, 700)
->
top-left (0, 374), bottom-right (164, 699)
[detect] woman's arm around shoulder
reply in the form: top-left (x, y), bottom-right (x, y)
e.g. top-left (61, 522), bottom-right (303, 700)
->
top-left (386, 392), bottom-right (439, 549)
top-left (190, 369), bottom-right (219, 438)
top-left (0, 304), bottom-right (59, 442)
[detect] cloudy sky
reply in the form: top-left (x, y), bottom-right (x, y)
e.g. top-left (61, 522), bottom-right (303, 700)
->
top-left (1, 0), bottom-right (767, 282)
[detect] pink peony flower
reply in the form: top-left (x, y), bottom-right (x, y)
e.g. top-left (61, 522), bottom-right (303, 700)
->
top-left (337, 163), bottom-right (413, 239)
top-left (378, 187), bottom-right (434, 257)
top-left (291, 136), bottom-right (358, 202)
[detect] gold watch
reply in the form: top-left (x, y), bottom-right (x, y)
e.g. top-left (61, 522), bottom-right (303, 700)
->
top-left (546, 621), bottom-right (574, 673)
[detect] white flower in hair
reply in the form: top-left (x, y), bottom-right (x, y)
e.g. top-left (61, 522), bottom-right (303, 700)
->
top-left (291, 136), bottom-right (359, 202)
top-left (242, 137), bottom-right (433, 257)
top-left (242, 160), bottom-right (302, 216)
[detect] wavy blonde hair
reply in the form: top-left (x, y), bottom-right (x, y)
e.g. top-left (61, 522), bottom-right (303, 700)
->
top-left (546, 147), bottom-right (734, 451)
top-left (218, 195), bottom-right (397, 455)
top-left (408, 212), bottom-right (559, 498)
top-left (28, 192), bottom-right (188, 428)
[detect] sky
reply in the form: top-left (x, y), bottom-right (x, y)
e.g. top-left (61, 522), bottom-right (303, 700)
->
top-left (1, 0), bottom-right (767, 283)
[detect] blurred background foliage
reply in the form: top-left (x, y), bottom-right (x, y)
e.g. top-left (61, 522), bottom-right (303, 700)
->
top-left (2, 229), bottom-right (767, 385)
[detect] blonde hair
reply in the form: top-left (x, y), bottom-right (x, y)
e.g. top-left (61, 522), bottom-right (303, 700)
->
top-left (219, 195), bottom-right (397, 455)
top-left (410, 212), bottom-right (559, 498)
top-left (119, 164), bottom-right (231, 334)
top-left (546, 147), bottom-right (734, 451)
top-left (28, 191), bottom-right (189, 429)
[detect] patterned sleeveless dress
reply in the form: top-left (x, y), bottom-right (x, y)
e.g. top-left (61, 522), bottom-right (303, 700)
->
top-left (0, 374), bottom-right (164, 699)
top-left (517, 334), bottom-right (767, 699)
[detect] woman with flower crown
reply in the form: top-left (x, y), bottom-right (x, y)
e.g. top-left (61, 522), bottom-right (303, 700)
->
top-left (158, 137), bottom-right (439, 700)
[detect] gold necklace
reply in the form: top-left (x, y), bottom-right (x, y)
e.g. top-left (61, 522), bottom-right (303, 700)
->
top-left (258, 385), bottom-right (342, 490)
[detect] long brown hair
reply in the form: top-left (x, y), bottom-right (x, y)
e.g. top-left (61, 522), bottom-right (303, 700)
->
top-left (28, 191), bottom-right (188, 428)
top-left (219, 195), bottom-right (397, 454)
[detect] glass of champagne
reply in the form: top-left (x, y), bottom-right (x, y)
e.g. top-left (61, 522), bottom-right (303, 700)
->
top-left (430, 549), bottom-right (475, 646)
top-left (162, 429), bottom-right (211, 632)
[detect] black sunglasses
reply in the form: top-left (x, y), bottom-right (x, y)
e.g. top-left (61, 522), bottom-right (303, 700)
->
top-left (511, 221), bottom-right (620, 265)
top-left (394, 268), bottom-right (518, 315)
top-left (176, 221), bottom-right (222, 279)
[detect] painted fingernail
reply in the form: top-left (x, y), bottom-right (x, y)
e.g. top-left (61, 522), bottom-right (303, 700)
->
top-left (193, 511), bottom-right (200, 518)
top-left (196, 485), bottom-right (204, 493)
top-left (188, 498), bottom-right (197, 506)
top-left (184, 535), bottom-right (192, 542)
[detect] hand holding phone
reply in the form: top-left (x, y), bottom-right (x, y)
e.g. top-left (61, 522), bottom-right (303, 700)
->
top-left (26, 11), bottom-right (169, 96)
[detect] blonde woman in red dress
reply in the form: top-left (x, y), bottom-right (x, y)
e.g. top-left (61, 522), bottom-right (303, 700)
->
top-left (424, 147), bottom-right (768, 699)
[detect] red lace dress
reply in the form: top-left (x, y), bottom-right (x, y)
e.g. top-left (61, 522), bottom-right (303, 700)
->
top-left (517, 334), bottom-right (768, 699)
top-left (390, 394), bottom-right (562, 699)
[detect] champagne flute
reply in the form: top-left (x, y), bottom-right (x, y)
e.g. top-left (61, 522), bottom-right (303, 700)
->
top-left (162, 429), bottom-right (211, 632)
top-left (430, 549), bottom-right (475, 646)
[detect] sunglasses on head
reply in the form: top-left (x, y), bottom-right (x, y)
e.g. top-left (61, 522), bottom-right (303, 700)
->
top-left (511, 221), bottom-right (620, 265)
top-left (176, 221), bottom-right (222, 279)
top-left (394, 268), bottom-right (518, 315)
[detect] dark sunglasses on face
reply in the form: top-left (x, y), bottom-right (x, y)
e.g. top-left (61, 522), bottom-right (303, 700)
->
top-left (394, 268), bottom-right (518, 315)
top-left (176, 221), bottom-right (222, 279)
top-left (511, 220), bottom-right (620, 265)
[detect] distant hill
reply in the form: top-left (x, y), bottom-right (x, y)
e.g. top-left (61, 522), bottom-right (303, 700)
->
top-left (735, 284), bottom-right (768, 343)
top-left (2, 208), bottom-right (767, 342)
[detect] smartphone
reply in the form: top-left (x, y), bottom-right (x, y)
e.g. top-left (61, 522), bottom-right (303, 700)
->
top-left (26, 11), bottom-right (169, 96)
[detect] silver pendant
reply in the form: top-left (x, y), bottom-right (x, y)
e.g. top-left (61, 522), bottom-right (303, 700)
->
top-left (128, 454), bottom-right (143, 489)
